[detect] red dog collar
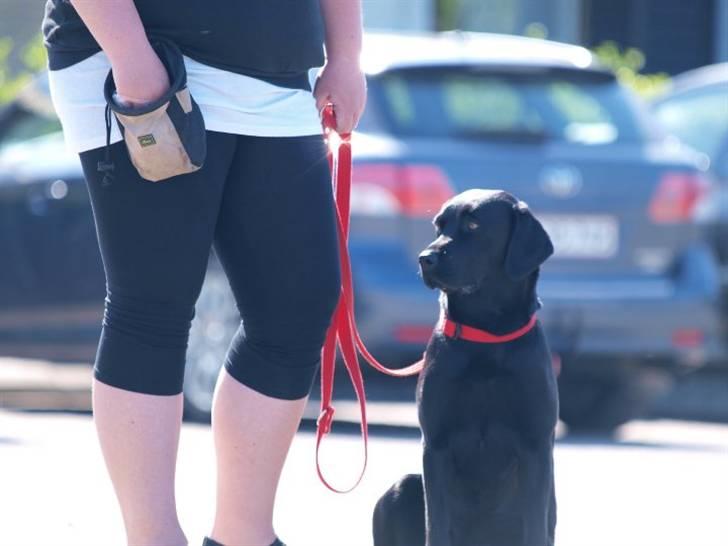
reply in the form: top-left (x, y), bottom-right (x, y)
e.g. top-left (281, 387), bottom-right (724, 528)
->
top-left (442, 314), bottom-right (538, 343)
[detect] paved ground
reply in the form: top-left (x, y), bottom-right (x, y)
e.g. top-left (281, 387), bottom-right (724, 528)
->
top-left (1, 409), bottom-right (727, 546)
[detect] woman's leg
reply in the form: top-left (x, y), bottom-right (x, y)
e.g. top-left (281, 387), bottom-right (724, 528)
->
top-left (208, 134), bottom-right (340, 545)
top-left (92, 381), bottom-right (186, 546)
top-left (78, 132), bottom-right (237, 546)
top-left (209, 370), bottom-right (308, 545)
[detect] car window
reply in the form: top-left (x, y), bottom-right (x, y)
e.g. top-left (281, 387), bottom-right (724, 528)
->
top-left (653, 85), bottom-right (728, 158)
top-left (0, 108), bottom-right (63, 154)
top-left (373, 67), bottom-right (645, 144)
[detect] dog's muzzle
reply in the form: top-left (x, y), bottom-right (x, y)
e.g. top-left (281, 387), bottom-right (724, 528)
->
top-left (419, 250), bottom-right (439, 288)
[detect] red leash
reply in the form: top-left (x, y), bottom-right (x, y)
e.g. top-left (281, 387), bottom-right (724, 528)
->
top-left (316, 106), bottom-right (425, 494)
top-left (315, 106), bottom-right (537, 492)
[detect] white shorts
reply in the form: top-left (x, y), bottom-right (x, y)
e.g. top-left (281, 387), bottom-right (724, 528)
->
top-left (48, 50), bottom-right (325, 154)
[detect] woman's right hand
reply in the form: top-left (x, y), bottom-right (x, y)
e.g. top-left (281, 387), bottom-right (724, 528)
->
top-left (110, 44), bottom-right (170, 108)
top-left (68, 1), bottom-right (167, 107)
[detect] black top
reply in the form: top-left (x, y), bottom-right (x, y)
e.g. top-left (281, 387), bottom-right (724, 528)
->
top-left (42, 0), bottom-right (326, 91)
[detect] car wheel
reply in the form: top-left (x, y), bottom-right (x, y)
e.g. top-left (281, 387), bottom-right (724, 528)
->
top-left (558, 359), bottom-right (674, 435)
top-left (183, 265), bottom-right (239, 423)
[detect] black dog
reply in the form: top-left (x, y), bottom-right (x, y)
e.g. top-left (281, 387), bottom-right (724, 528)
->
top-left (373, 190), bottom-right (558, 546)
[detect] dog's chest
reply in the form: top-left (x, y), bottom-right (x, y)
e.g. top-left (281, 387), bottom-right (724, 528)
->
top-left (417, 341), bottom-right (518, 444)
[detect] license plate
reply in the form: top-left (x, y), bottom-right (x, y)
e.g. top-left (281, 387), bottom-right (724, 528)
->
top-left (539, 214), bottom-right (619, 259)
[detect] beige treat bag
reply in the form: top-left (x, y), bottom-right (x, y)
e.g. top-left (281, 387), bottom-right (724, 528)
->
top-left (101, 37), bottom-right (206, 183)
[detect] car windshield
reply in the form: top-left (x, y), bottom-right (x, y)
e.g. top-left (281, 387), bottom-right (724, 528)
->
top-left (373, 66), bottom-right (646, 144)
top-left (653, 85), bottom-right (728, 158)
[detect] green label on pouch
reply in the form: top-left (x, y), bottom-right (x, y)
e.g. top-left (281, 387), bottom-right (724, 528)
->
top-left (138, 134), bottom-right (157, 147)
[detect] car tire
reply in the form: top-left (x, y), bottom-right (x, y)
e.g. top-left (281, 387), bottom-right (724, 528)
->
top-left (557, 359), bottom-right (674, 435)
top-left (183, 263), bottom-right (240, 423)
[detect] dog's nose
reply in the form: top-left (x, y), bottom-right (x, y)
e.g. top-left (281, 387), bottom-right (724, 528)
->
top-left (419, 251), bottom-right (439, 270)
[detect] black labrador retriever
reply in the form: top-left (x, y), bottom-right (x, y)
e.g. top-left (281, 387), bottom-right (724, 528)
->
top-left (373, 189), bottom-right (558, 546)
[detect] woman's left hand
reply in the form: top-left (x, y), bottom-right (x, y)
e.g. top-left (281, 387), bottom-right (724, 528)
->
top-left (314, 57), bottom-right (367, 134)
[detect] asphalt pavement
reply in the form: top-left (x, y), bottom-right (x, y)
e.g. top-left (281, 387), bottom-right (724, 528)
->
top-left (1, 408), bottom-right (727, 546)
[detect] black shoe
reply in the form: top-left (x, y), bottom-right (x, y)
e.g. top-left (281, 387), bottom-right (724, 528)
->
top-left (202, 536), bottom-right (286, 546)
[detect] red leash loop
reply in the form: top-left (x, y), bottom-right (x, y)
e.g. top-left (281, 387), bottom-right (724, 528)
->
top-left (316, 105), bottom-right (424, 494)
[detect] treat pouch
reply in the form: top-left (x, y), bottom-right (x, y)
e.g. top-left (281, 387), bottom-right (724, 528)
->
top-left (103, 38), bottom-right (206, 182)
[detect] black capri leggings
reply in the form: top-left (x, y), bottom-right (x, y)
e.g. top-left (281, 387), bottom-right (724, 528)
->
top-left (78, 130), bottom-right (341, 399)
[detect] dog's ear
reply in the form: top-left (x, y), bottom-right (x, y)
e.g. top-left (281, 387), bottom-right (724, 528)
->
top-left (504, 201), bottom-right (554, 280)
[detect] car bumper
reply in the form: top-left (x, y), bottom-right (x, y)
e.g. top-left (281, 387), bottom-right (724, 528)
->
top-left (351, 246), bottom-right (726, 370)
top-left (538, 292), bottom-right (724, 368)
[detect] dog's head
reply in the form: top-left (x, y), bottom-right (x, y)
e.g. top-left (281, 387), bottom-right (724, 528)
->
top-left (419, 189), bottom-right (553, 294)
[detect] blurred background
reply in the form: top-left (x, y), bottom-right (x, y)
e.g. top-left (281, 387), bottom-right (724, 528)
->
top-left (0, 2), bottom-right (727, 544)
top-left (2, 0), bottom-right (726, 430)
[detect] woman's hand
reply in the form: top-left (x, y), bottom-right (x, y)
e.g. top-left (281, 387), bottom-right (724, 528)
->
top-left (69, 1), bottom-right (169, 107)
top-left (111, 45), bottom-right (170, 108)
top-left (314, 58), bottom-right (367, 134)
top-left (316, 0), bottom-right (365, 134)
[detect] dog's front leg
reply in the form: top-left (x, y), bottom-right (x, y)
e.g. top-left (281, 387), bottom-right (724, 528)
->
top-left (520, 442), bottom-right (557, 546)
top-left (423, 447), bottom-right (453, 546)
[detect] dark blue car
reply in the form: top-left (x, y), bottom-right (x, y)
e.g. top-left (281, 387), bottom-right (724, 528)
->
top-left (0, 31), bottom-right (723, 430)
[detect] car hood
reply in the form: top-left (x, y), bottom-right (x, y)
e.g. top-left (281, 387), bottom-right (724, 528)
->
top-left (0, 132), bottom-right (83, 184)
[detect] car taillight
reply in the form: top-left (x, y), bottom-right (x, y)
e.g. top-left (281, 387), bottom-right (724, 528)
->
top-left (351, 163), bottom-right (455, 217)
top-left (672, 329), bottom-right (704, 348)
top-left (648, 172), bottom-right (710, 223)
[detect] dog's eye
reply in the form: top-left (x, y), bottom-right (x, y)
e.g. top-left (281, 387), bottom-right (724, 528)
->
top-left (466, 221), bottom-right (479, 231)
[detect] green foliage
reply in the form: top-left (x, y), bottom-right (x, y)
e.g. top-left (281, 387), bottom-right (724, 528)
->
top-left (437, 0), bottom-right (460, 31)
top-left (0, 33), bottom-right (47, 105)
top-left (523, 22), bottom-right (548, 40)
top-left (591, 41), bottom-right (670, 99)
top-left (22, 34), bottom-right (48, 73)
